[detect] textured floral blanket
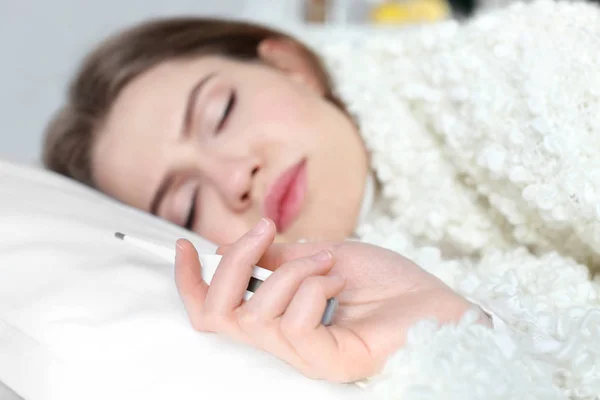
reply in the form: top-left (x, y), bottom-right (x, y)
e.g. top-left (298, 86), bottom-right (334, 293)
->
top-left (307, 1), bottom-right (600, 398)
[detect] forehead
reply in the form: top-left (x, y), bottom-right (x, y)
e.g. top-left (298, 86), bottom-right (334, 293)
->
top-left (109, 55), bottom-right (230, 122)
top-left (92, 56), bottom-right (228, 208)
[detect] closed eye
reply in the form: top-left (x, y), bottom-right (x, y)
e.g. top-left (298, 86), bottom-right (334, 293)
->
top-left (216, 90), bottom-right (236, 133)
top-left (185, 189), bottom-right (199, 230)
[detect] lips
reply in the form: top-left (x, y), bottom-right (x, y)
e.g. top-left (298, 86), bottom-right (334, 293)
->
top-left (263, 159), bottom-right (307, 233)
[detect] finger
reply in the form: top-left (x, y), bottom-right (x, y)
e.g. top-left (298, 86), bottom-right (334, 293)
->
top-left (257, 242), bottom-right (334, 271)
top-left (214, 230), bottom-right (288, 257)
top-left (240, 250), bottom-right (335, 326)
top-left (283, 274), bottom-right (345, 330)
top-left (174, 239), bottom-right (210, 331)
top-left (204, 218), bottom-right (276, 319)
top-left (280, 275), bottom-right (345, 368)
top-left (235, 254), bottom-right (337, 376)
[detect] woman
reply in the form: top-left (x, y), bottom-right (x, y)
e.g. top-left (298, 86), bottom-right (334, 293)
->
top-left (42, 10), bottom-right (482, 384)
top-left (43, 1), bottom-right (600, 397)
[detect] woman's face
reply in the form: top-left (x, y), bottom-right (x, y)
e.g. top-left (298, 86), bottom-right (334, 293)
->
top-left (93, 47), bottom-right (368, 246)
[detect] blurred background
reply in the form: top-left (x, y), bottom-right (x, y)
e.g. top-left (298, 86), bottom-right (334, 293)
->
top-left (0, 0), bottom-right (518, 165)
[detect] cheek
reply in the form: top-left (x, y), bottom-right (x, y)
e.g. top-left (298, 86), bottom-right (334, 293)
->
top-left (193, 190), bottom-right (255, 246)
top-left (244, 84), bottom-right (315, 133)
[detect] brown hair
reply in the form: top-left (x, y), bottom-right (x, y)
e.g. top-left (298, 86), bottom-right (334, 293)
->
top-left (42, 17), bottom-right (346, 187)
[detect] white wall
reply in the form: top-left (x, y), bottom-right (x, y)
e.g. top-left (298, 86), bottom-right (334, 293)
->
top-left (0, 0), bottom-right (304, 164)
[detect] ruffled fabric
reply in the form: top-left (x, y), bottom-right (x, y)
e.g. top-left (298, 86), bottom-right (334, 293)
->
top-left (324, 39), bottom-right (514, 256)
top-left (304, 1), bottom-right (600, 398)
top-left (359, 221), bottom-right (600, 399)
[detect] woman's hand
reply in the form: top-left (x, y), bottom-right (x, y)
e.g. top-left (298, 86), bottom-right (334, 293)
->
top-left (174, 218), bottom-right (489, 383)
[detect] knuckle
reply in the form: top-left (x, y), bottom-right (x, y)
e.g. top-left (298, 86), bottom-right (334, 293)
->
top-left (280, 316), bottom-right (304, 338)
top-left (301, 276), bottom-right (324, 295)
top-left (238, 309), bottom-right (263, 331)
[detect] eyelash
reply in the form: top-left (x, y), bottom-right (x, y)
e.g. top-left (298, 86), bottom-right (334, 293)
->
top-left (215, 90), bottom-right (236, 132)
top-left (185, 189), bottom-right (199, 230)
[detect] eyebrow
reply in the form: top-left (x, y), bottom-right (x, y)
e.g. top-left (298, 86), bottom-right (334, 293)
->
top-left (149, 73), bottom-right (215, 216)
top-left (181, 73), bottom-right (216, 137)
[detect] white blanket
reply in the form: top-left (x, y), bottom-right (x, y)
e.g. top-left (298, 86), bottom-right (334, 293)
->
top-left (307, 1), bottom-right (600, 398)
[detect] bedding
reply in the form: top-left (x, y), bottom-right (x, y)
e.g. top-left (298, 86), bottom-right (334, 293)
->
top-left (0, 160), bottom-right (364, 400)
top-left (0, 380), bottom-right (20, 400)
top-left (3, 1), bottom-right (600, 398)
top-left (302, 0), bottom-right (600, 398)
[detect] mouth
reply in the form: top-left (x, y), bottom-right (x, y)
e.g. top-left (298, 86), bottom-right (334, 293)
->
top-left (263, 159), bottom-right (308, 233)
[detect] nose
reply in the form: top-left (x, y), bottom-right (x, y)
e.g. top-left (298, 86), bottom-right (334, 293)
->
top-left (202, 155), bottom-right (260, 211)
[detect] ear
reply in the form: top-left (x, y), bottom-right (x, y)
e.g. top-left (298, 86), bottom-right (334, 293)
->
top-left (257, 38), bottom-right (325, 95)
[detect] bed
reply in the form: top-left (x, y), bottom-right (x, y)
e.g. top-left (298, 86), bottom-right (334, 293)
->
top-left (0, 160), bottom-right (368, 400)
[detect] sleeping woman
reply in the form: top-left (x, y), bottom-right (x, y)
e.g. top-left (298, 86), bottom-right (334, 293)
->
top-left (43, 0), bottom-right (600, 397)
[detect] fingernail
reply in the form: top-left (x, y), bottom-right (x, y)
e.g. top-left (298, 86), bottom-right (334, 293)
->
top-left (311, 250), bottom-right (332, 262)
top-left (175, 240), bottom-right (185, 263)
top-left (251, 218), bottom-right (269, 236)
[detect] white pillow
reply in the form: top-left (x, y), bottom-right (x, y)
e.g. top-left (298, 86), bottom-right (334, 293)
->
top-left (0, 160), bottom-right (364, 400)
